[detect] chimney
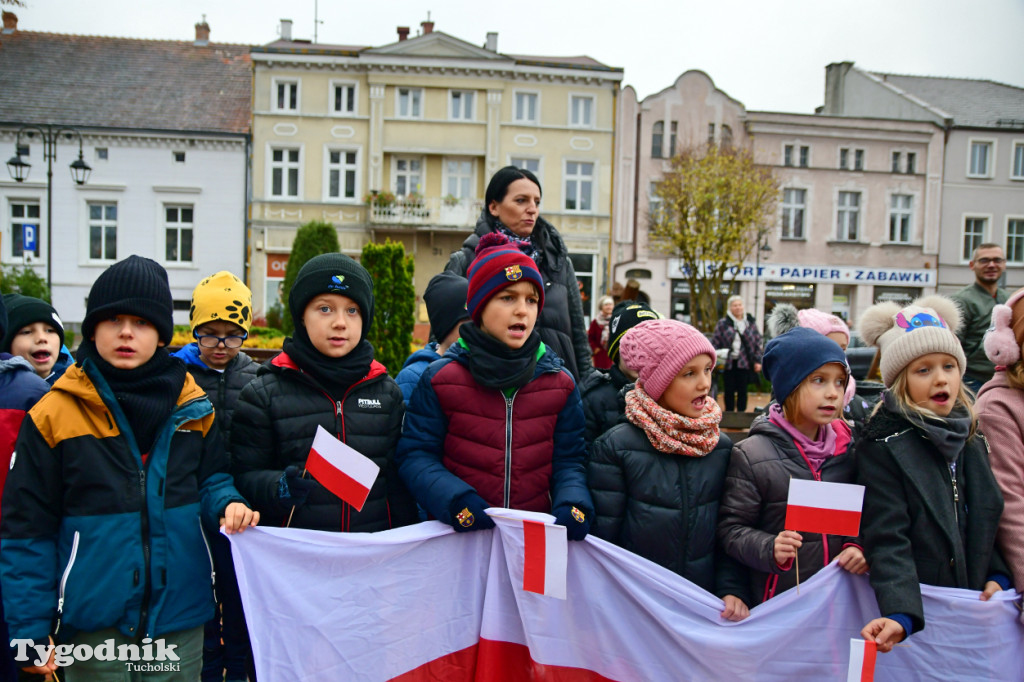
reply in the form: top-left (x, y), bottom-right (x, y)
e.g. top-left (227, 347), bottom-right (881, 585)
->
top-left (397, 26), bottom-right (410, 41)
top-left (194, 15), bottom-right (210, 46)
top-left (485, 32), bottom-right (497, 51)
top-left (1, 11), bottom-right (17, 34)
top-left (420, 19), bottom-right (434, 34)
top-left (279, 18), bottom-right (293, 41)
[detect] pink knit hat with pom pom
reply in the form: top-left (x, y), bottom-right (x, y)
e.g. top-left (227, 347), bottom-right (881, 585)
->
top-left (619, 319), bottom-right (717, 400)
top-left (796, 308), bottom-right (850, 345)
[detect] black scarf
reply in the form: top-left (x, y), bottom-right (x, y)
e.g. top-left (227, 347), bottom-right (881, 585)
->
top-left (490, 215), bottom-right (539, 262)
top-left (458, 322), bottom-right (541, 391)
top-left (77, 340), bottom-right (186, 456)
top-left (283, 330), bottom-right (375, 400)
top-left (882, 391), bottom-right (972, 463)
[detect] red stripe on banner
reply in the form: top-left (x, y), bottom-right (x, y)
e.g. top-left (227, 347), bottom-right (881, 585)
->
top-left (523, 520), bottom-right (547, 594)
top-left (391, 639), bottom-right (618, 681)
top-left (785, 505), bottom-right (862, 536)
top-left (861, 640), bottom-right (877, 682)
top-left (306, 448), bottom-right (371, 511)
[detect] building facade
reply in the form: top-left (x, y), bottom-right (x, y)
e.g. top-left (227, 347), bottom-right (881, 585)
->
top-left (250, 20), bottom-right (622, 324)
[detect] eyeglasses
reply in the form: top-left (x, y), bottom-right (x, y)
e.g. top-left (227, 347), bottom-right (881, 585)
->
top-left (196, 333), bottom-right (247, 348)
top-left (976, 257), bottom-right (1006, 266)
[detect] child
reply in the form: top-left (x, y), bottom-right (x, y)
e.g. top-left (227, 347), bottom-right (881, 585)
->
top-left (231, 253), bottom-right (418, 532)
top-left (856, 296), bottom-right (1009, 653)
top-left (0, 294), bottom-right (50, 682)
top-left (172, 271), bottom-right (257, 682)
top-left (396, 270), bottom-right (470, 404)
top-left (397, 233), bottom-right (592, 537)
top-left (580, 301), bottom-right (662, 447)
top-left (588, 319), bottom-right (749, 621)
top-left (718, 327), bottom-right (866, 606)
top-left (0, 255), bottom-right (258, 681)
top-left (1, 293), bottom-right (74, 385)
top-left (977, 286), bottom-right (1024, 593)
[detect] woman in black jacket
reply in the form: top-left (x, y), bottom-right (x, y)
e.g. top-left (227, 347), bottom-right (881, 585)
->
top-left (446, 166), bottom-right (593, 381)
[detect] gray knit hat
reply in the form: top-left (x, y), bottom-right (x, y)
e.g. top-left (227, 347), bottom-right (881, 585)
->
top-left (858, 295), bottom-right (966, 387)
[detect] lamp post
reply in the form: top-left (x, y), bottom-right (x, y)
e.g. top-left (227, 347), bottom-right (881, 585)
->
top-left (753, 233), bottom-right (772, 326)
top-left (6, 125), bottom-right (92, 293)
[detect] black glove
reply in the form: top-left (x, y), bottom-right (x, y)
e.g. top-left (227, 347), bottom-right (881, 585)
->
top-left (278, 466), bottom-right (316, 508)
top-left (447, 492), bottom-right (495, 532)
top-left (552, 503), bottom-right (591, 541)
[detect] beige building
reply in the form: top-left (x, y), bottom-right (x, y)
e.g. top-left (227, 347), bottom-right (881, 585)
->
top-left (250, 20), bottom-right (622, 325)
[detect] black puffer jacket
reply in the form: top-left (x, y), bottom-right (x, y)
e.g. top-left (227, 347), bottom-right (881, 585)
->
top-left (588, 423), bottom-right (747, 600)
top-left (580, 365), bottom-right (632, 449)
top-left (717, 415), bottom-right (857, 604)
top-left (173, 344), bottom-right (259, 453)
top-left (855, 406), bottom-right (1007, 633)
top-left (446, 212), bottom-right (593, 381)
top-left (230, 352), bottom-right (418, 532)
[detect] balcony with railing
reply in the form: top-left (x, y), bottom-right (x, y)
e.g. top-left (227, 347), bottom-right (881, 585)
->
top-left (365, 192), bottom-right (482, 228)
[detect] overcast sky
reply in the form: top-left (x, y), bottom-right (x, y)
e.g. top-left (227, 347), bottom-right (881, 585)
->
top-left (13, 0), bottom-right (1024, 113)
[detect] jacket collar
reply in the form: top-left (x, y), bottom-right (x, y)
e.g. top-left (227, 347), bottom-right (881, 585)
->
top-left (54, 361), bottom-right (207, 412)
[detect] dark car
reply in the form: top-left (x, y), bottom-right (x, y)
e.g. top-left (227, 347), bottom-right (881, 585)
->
top-left (846, 331), bottom-right (877, 381)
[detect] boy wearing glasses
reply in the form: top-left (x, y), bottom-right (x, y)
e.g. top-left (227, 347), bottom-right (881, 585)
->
top-left (952, 243), bottom-right (1009, 392)
top-left (173, 271), bottom-right (258, 682)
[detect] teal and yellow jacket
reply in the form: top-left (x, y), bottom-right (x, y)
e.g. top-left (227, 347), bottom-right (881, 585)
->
top-left (0, 360), bottom-right (245, 642)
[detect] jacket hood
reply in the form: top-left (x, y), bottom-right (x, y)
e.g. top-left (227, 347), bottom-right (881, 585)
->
top-left (53, 360), bottom-right (207, 410)
top-left (172, 342), bottom-right (256, 373)
top-left (975, 370), bottom-right (1008, 400)
top-left (0, 352), bottom-right (35, 375)
top-left (401, 344), bottom-right (440, 371)
top-left (858, 401), bottom-right (914, 441)
top-left (268, 350), bottom-right (388, 383)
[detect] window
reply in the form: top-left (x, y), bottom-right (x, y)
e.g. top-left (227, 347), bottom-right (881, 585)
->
top-left (648, 181), bottom-right (663, 222)
top-left (1012, 142), bottom-right (1024, 180)
top-left (963, 217), bottom-right (987, 260)
top-left (9, 201), bottom-right (40, 257)
top-left (396, 88), bottom-right (423, 119)
top-left (95, 148), bottom-right (108, 161)
top-left (784, 145), bottom-right (794, 167)
top-left (393, 157), bottom-right (422, 196)
top-left (784, 144), bottom-right (809, 168)
top-left (327, 150), bottom-right (358, 200)
top-left (836, 191), bottom-right (860, 241)
top-left (564, 161), bottom-right (594, 212)
top-left (781, 188), bottom-right (806, 239)
top-left (449, 90), bottom-right (474, 121)
top-left (273, 79), bottom-right (299, 112)
top-left (839, 148), bottom-right (849, 170)
top-left (892, 152), bottom-right (901, 173)
top-left (569, 253), bottom-right (595, 319)
top-left (721, 124), bottom-right (733, 148)
top-left (331, 82), bottom-right (357, 115)
top-left (173, 151), bottom-right (186, 163)
top-left (669, 122), bottom-right (678, 157)
top-left (445, 158), bottom-right (473, 199)
top-left (888, 194), bottom-right (913, 243)
top-left (906, 152), bottom-right (916, 174)
top-left (569, 95), bottom-right (595, 128)
top-left (514, 91), bottom-right (538, 123)
top-left (510, 157), bottom-right (540, 174)
top-left (799, 146), bottom-right (809, 168)
top-left (270, 148), bottom-right (300, 198)
top-left (88, 202), bottom-right (117, 261)
top-left (854, 149), bottom-right (864, 171)
top-left (164, 205), bottom-right (194, 263)
top-left (1007, 219), bottom-right (1024, 263)
top-left (651, 121), bottom-right (664, 158)
top-left (708, 124), bottom-right (716, 144)
top-left (969, 140), bottom-right (993, 177)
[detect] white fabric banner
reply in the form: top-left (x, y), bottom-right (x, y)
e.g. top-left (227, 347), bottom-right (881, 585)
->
top-left (228, 509), bottom-right (1024, 681)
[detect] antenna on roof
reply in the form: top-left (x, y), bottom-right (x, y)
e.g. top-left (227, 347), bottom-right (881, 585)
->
top-left (314, 0), bottom-right (324, 43)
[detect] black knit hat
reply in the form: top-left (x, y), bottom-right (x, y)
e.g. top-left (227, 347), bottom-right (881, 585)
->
top-left (289, 253), bottom-right (374, 339)
top-left (82, 255), bottom-right (174, 344)
top-left (606, 301), bottom-right (662, 363)
top-left (1, 293), bottom-right (65, 352)
top-left (0, 294), bottom-right (7, 343)
top-left (423, 271), bottom-right (470, 342)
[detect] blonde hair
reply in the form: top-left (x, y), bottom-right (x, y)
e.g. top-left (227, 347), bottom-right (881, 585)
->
top-left (1006, 354), bottom-right (1024, 391)
top-left (781, 362), bottom-right (849, 425)
top-left (874, 366), bottom-right (978, 437)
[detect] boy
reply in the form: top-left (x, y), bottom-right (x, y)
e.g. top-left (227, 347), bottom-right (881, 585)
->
top-left (0, 255), bottom-right (258, 681)
top-left (397, 232), bottom-right (592, 537)
top-left (1, 293), bottom-right (74, 385)
top-left (172, 271), bottom-right (257, 682)
top-left (231, 252), bottom-right (418, 532)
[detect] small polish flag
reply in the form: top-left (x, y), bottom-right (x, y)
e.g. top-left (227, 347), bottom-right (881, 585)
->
top-left (847, 638), bottom-right (877, 682)
top-left (305, 425), bottom-right (380, 512)
top-left (522, 520), bottom-right (567, 599)
top-left (785, 479), bottom-right (865, 536)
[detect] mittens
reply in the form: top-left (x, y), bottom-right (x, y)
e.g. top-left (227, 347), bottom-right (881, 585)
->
top-left (552, 503), bottom-right (591, 541)
top-left (447, 491), bottom-right (495, 532)
top-left (278, 466), bottom-right (316, 508)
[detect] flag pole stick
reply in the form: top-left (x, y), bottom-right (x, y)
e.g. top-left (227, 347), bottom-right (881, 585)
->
top-left (795, 546), bottom-right (800, 595)
top-left (284, 468), bottom-right (309, 529)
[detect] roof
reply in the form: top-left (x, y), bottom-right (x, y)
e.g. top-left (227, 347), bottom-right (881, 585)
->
top-left (869, 72), bottom-right (1024, 128)
top-left (0, 31), bottom-right (251, 135)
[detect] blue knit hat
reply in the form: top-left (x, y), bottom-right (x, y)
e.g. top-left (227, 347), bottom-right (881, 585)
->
top-left (762, 327), bottom-right (849, 406)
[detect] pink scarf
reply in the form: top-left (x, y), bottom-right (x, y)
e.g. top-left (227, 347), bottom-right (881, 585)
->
top-left (625, 382), bottom-right (722, 456)
top-left (767, 403), bottom-right (847, 474)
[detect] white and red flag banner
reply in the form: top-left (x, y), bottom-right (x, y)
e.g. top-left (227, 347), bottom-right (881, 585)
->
top-left (785, 478), bottom-right (865, 536)
top-left (229, 508), bottom-right (1024, 681)
top-left (847, 638), bottom-right (877, 682)
top-left (305, 425), bottom-right (379, 511)
top-left (521, 519), bottom-right (567, 599)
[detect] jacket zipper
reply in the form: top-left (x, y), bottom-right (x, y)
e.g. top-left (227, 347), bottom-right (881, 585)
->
top-left (54, 530), bottom-right (81, 635)
top-left (137, 468), bottom-right (150, 637)
top-left (198, 518), bottom-right (217, 603)
top-left (949, 461), bottom-right (959, 526)
top-left (503, 392), bottom-right (517, 508)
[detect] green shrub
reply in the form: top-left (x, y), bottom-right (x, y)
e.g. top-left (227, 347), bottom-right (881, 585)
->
top-left (0, 265), bottom-right (50, 302)
top-left (361, 239), bottom-right (414, 375)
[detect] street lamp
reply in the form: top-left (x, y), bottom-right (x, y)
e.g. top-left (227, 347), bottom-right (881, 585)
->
top-left (753, 234), bottom-right (772, 325)
top-left (6, 124), bottom-right (92, 292)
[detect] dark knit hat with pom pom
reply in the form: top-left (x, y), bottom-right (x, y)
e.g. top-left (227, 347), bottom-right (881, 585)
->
top-left (466, 232), bottom-right (545, 323)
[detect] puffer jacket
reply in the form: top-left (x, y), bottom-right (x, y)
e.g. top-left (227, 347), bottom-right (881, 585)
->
top-left (0, 353), bottom-right (49, 525)
top-left (45, 344), bottom-right (74, 386)
top-left (855, 405), bottom-right (1007, 633)
top-left (0, 362), bottom-right (243, 642)
top-left (589, 425), bottom-right (747, 600)
top-left (230, 352), bottom-right (418, 532)
top-left (173, 344), bottom-right (259, 451)
top-left (396, 341), bottom-right (592, 526)
top-left (580, 364), bottom-right (632, 448)
top-left (395, 342), bottom-right (440, 405)
top-left (717, 415), bottom-right (856, 604)
top-left (446, 211), bottom-right (593, 381)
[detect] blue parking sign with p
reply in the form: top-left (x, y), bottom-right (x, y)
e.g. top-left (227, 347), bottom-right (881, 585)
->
top-left (23, 224), bottom-right (36, 253)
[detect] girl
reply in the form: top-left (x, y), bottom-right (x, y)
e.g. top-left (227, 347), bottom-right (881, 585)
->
top-left (588, 295), bottom-right (615, 370)
top-left (589, 319), bottom-right (749, 621)
top-left (856, 296), bottom-right (1010, 652)
top-left (718, 327), bottom-right (866, 605)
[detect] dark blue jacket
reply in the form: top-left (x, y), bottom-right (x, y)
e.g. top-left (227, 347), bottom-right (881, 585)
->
top-left (44, 345), bottom-right (74, 387)
top-left (173, 344), bottom-right (259, 451)
top-left (0, 353), bottom-right (49, 524)
top-left (395, 343), bottom-right (440, 405)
